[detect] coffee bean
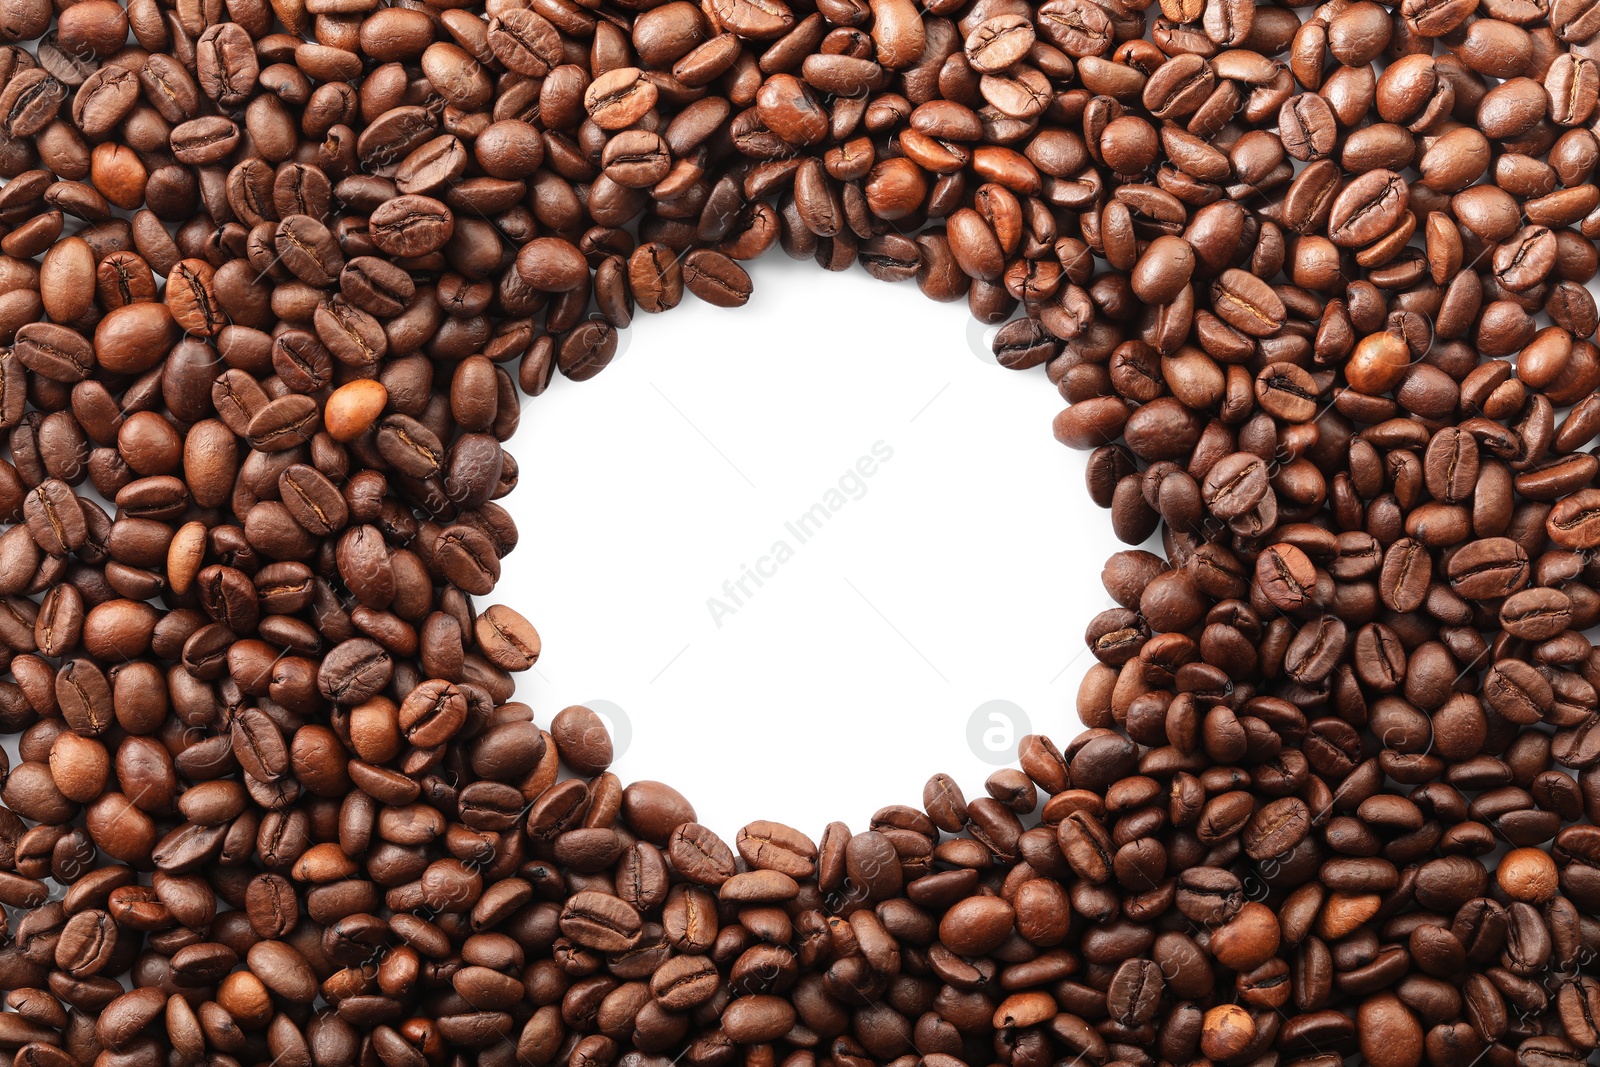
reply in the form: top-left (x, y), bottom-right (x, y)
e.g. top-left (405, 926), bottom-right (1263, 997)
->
top-left (585, 67), bottom-right (659, 129)
top-left (1447, 536), bottom-right (1530, 598)
top-left (668, 822), bottom-right (736, 886)
top-left (651, 954), bottom-right (720, 1010)
top-left (680, 249), bottom-right (753, 307)
top-left (1501, 587), bottom-right (1574, 641)
top-left (1243, 796), bottom-right (1311, 859)
top-left (1201, 1004), bottom-right (1257, 1060)
top-left (273, 215), bottom-right (343, 287)
top-left (557, 321), bottom-right (618, 382)
top-left (367, 195), bottom-right (454, 257)
top-left (1257, 542), bottom-right (1316, 611)
top-left (560, 890), bottom-right (643, 952)
top-left (966, 14), bottom-right (1035, 72)
top-left (14, 324), bottom-right (92, 383)
top-left (544, 704), bottom-right (610, 776)
top-left (53, 909), bottom-right (115, 977)
top-left (246, 394), bottom-right (320, 453)
top-left (1549, 489), bottom-right (1600, 548)
top-left (472, 604), bottom-right (541, 671)
top-left (1255, 362), bottom-right (1320, 422)
top-left (1108, 958), bottom-right (1164, 1025)
top-left (1328, 169), bottom-right (1411, 246)
top-left (629, 242), bottom-right (685, 313)
top-left (515, 237), bottom-right (589, 292)
top-left (1211, 269), bottom-right (1286, 336)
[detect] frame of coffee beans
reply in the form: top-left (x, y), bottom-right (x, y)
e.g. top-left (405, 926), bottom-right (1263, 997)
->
top-left (2, 0), bottom-right (1600, 1063)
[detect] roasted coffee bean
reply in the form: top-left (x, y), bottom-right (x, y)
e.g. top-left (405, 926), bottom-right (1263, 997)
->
top-left (682, 250), bottom-right (753, 307)
top-left (559, 890), bottom-right (643, 952)
top-left (367, 196), bottom-right (454, 257)
top-left (273, 216), bottom-right (343, 287)
top-left (1212, 269), bottom-right (1286, 336)
top-left (1327, 170), bottom-right (1410, 247)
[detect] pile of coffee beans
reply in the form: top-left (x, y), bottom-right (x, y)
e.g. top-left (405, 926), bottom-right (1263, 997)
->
top-left (5, 0), bottom-right (1600, 1059)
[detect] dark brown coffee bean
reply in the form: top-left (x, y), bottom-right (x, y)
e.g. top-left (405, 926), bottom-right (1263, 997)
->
top-left (668, 822), bottom-right (736, 887)
top-left (14, 324), bottom-right (92, 383)
top-left (368, 195), bottom-right (454, 257)
top-left (1447, 536), bottom-right (1530, 598)
top-left (1549, 489), bottom-right (1600, 548)
top-left (247, 395), bottom-right (321, 453)
top-left (1211, 269), bottom-right (1285, 336)
top-left (629, 242), bottom-right (685, 313)
top-left (1329, 172), bottom-right (1411, 249)
top-left (54, 909), bottom-right (115, 977)
top-left (1257, 542), bottom-right (1316, 611)
top-left (560, 890), bottom-right (642, 951)
top-left (681, 249), bottom-right (752, 307)
top-left (274, 215), bottom-right (343, 287)
top-left (585, 67), bottom-right (659, 129)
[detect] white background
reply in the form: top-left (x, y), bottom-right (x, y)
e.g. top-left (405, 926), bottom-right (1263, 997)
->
top-left (501, 253), bottom-right (1129, 841)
